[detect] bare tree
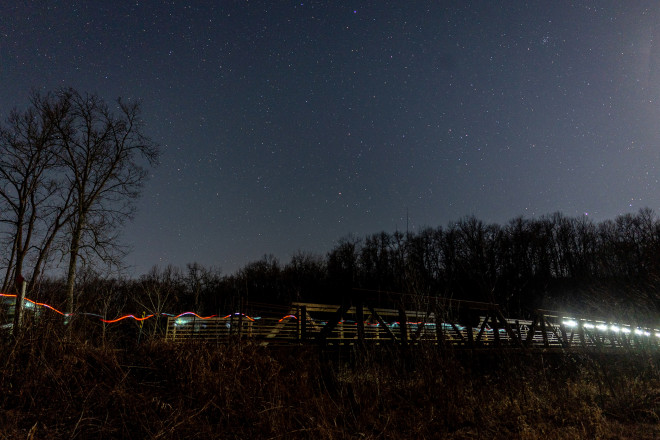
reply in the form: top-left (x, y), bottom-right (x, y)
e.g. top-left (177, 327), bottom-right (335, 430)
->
top-left (137, 265), bottom-right (181, 337)
top-left (52, 89), bottom-right (159, 315)
top-left (0, 91), bottom-right (67, 292)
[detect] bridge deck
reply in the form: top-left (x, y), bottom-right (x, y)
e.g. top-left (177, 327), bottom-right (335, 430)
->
top-left (164, 300), bottom-right (660, 350)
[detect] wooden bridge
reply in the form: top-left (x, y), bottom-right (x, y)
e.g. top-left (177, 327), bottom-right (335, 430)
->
top-left (164, 290), bottom-right (660, 350)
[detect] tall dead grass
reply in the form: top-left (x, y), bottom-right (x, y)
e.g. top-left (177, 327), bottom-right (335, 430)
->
top-left (0, 322), bottom-right (658, 439)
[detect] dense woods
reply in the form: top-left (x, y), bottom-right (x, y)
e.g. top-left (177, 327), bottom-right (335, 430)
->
top-left (5, 208), bottom-right (659, 330)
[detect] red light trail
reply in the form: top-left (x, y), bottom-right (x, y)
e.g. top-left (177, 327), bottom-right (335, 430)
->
top-left (0, 292), bottom-right (241, 324)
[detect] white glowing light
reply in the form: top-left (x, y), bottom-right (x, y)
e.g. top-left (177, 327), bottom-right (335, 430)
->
top-left (610, 325), bottom-right (620, 332)
top-left (635, 328), bottom-right (644, 335)
top-left (655, 332), bottom-right (660, 338)
top-left (583, 323), bottom-right (595, 329)
top-left (563, 320), bottom-right (578, 328)
top-left (596, 324), bottom-right (608, 331)
top-left (621, 327), bottom-right (631, 334)
top-left (644, 331), bottom-right (651, 337)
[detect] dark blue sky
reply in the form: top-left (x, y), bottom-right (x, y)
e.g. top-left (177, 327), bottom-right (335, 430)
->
top-left (2, 1), bottom-right (660, 276)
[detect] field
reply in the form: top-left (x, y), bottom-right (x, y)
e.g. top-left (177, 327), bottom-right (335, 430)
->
top-left (0, 322), bottom-right (659, 439)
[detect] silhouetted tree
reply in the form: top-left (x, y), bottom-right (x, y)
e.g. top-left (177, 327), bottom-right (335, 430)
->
top-left (235, 255), bottom-right (283, 304)
top-left (52, 89), bottom-right (159, 315)
top-left (283, 251), bottom-right (327, 302)
top-left (0, 91), bottom-right (68, 292)
top-left (327, 235), bottom-right (361, 300)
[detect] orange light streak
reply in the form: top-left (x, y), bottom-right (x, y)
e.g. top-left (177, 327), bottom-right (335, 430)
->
top-left (24, 298), bottom-right (69, 316)
top-left (278, 314), bottom-right (297, 322)
top-left (1, 293), bottom-right (71, 316)
top-left (101, 314), bottom-right (155, 323)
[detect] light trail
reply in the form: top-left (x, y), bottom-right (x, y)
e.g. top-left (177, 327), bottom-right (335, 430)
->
top-left (0, 292), bottom-right (227, 324)
top-left (101, 314), bottom-right (155, 323)
top-left (220, 312), bottom-right (255, 322)
top-left (278, 314), bottom-right (297, 322)
top-left (1, 291), bottom-right (659, 346)
top-left (25, 298), bottom-right (70, 316)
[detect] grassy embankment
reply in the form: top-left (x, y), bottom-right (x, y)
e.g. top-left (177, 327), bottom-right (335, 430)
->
top-left (0, 321), bottom-right (659, 439)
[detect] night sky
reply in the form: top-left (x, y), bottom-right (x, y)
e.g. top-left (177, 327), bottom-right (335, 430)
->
top-left (2, 1), bottom-right (660, 276)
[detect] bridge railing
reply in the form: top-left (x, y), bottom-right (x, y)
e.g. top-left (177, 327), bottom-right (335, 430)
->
top-left (163, 300), bottom-right (660, 350)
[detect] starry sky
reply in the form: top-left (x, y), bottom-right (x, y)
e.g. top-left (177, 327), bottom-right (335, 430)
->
top-left (2, 1), bottom-right (660, 276)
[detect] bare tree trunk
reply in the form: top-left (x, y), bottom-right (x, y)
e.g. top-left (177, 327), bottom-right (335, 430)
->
top-left (65, 219), bottom-right (84, 316)
top-left (2, 234), bottom-right (17, 292)
top-left (29, 200), bottom-right (72, 291)
top-left (10, 211), bottom-right (25, 292)
top-left (12, 202), bottom-right (38, 294)
top-left (29, 232), bottom-right (56, 292)
top-left (12, 279), bottom-right (26, 337)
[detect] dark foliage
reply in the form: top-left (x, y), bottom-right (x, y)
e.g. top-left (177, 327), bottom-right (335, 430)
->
top-left (14, 209), bottom-right (660, 325)
top-left (0, 322), bottom-right (658, 439)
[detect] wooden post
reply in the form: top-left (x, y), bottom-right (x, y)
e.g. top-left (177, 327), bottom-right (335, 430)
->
top-left (398, 306), bottom-right (408, 346)
top-left (13, 280), bottom-right (26, 337)
top-left (301, 305), bottom-right (307, 340)
top-left (296, 305), bottom-right (301, 340)
top-left (435, 309), bottom-right (444, 349)
top-left (356, 302), bottom-right (364, 342)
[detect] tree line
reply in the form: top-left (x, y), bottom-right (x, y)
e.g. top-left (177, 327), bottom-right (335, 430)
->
top-left (2, 89), bottom-right (659, 325)
top-left (12, 208), bottom-right (660, 331)
top-left (0, 89), bottom-right (159, 315)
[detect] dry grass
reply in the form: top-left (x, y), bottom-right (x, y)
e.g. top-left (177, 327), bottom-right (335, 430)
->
top-left (0, 323), bottom-right (658, 439)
